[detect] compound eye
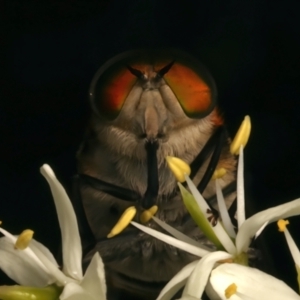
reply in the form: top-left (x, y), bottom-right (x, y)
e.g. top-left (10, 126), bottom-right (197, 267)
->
top-left (163, 62), bottom-right (213, 118)
top-left (89, 49), bottom-right (216, 120)
top-left (90, 65), bottom-right (139, 120)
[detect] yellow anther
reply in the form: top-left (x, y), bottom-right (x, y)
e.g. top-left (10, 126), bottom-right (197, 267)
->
top-left (230, 115), bottom-right (251, 155)
top-left (166, 156), bottom-right (191, 183)
top-left (0, 221), bottom-right (2, 225)
top-left (212, 168), bottom-right (227, 179)
top-left (107, 206), bottom-right (137, 238)
top-left (140, 205), bottom-right (158, 223)
top-left (15, 229), bottom-right (34, 250)
top-left (225, 283), bottom-right (237, 299)
top-left (277, 219), bottom-right (289, 232)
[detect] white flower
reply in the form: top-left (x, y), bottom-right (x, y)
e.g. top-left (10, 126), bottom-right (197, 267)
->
top-left (156, 249), bottom-right (300, 300)
top-left (131, 115), bottom-right (300, 299)
top-left (156, 251), bottom-right (233, 300)
top-left (0, 164), bottom-right (106, 300)
top-left (131, 151), bottom-right (300, 298)
top-left (208, 263), bottom-right (300, 300)
top-left (132, 119), bottom-right (300, 260)
top-left (183, 148), bottom-right (300, 258)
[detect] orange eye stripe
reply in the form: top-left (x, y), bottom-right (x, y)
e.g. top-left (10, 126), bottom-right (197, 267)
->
top-left (163, 63), bottom-right (211, 114)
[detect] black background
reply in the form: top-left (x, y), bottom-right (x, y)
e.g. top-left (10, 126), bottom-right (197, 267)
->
top-left (1, 0), bottom-right (300, 294)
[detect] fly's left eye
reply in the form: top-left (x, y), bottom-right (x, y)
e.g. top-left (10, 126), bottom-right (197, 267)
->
top-left (162, 62), bottom-right (215, 118)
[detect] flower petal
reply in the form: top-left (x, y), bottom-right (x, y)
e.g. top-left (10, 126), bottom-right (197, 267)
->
top-left (184, 177), bottom-right (236, 255)
top-left (157, 261), bottom-right (198, 300)
top-left (215, 179), bottom-right (236, 238)
top-left (0, 236), bottom-right (53, 287)
top-left (182, 251), bottom-right (233, 299)
top-left (80, 252), bottom-right (106, 299)
top-left (236, 198), bottom-right (300, 253)
top-left (209, 263), bottom-right (300, 300)
top-left (59, 283), bottom-right (96, 300)
top-left (236, 146), bottom-right (246, 228)
top-left (28, 239), bottom-right (69, 286)
top-left (131, 222), bottom-right (210, 257)
top-left (152, 216), bottom-right (212, 250)
top-left (40, 164), bottom-right (83, 280)
top-left (0, 227), bottom-right (67, 286)
top-left (178, 183), bottom-right (222, 248)
top-left (29, 239), bottom-right (59, 268)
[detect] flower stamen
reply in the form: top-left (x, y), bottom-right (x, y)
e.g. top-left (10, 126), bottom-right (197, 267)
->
top-left (15, 229), bottom-right (34, 250)
top-left (107, 206), bottom-right (137, 238)
top-left (277, 219), bottom-right (289, 232)
top-left (165, 156), bottom-right (191, 182)
top-left (140, 205), bottom-right (158, 223)
top-left (212, 168), bottom-right (227, 179)
top-left (230, 115), bottom-right (251, 155)
top-left (277, 219), bottom-right (300, 267)
top-left (225, 283), bottom-right (237, 299)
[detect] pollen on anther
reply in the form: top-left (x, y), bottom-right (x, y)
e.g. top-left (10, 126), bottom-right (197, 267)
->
top-left (212, 168), bottom-right (227, 179)
top-left (277, 219), bottom-right (289, 232)
top-left (15, 229), bottom-right (34, 250)
top-left (140, 205), bottom-right (158, 223)
top-left (225, 283), bottom-right (237, 299)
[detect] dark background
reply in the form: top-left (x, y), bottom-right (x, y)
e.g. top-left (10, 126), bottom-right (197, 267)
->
top-left (1, 0), bottom-right (300, 294)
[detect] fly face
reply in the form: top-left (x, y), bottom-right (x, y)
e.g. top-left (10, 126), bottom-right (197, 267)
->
top-left (76, 49), bottom-right (236, 298)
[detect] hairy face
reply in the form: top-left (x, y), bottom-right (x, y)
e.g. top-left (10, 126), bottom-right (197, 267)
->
top-left (76, 49), bottom-right (236, 298)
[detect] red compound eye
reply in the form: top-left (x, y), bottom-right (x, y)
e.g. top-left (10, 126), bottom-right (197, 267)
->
top-left (100, 68), bottom-right (136, 114)
top-left (162, 62), bottom-right (212, 116)
top-left (89, 49), bottom-right (216, 120)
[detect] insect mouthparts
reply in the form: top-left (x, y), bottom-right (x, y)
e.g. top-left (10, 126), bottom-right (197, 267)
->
top-left (142, 141), bottom-right (159, 209)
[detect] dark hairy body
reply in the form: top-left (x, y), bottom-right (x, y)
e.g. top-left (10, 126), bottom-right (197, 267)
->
top-left (75, 50), bottom-right (236, 299)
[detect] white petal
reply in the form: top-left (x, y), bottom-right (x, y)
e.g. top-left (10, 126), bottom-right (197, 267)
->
top-left (212, 224), bottom-right (236, 255)
top-left (254, 221), bottom-right (268, 240)
top-left (0, 227), bottom-right (68, 285)
top-left (237, 146), bottom-right (246, 228)
top-left (29, 239), bottom-right (59, 267)
top-left (152, 216), bottom-right (212, 250)
top-left (236, 198), bottom-right (300, 253)
top-left (60, 282), bottom-right (96, 300)
top-left (157, 261), bottom-right (198, 300)
top-left (185, 175), bottom-right (211, 213)
top-left (80, 252), bottom-right (106, 299)
top-left (182, 251), bottom-right (233, 299)
top-left (0, 228), bottom-right (49, 274)
top-left (185, 176), bottom-right (236, 255)
top-left (131, 222), bottom-right (210, 257)
top-left (40, 164), bottom-right (83, 280)
top-left (0, 236), bottom-right (53, 287)
top-left (215, 180), bottom-right (236, 238)
top-left (209, 263), bottom-right (300, 300)
top-left (28, 239), bottom-right (69, 286)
